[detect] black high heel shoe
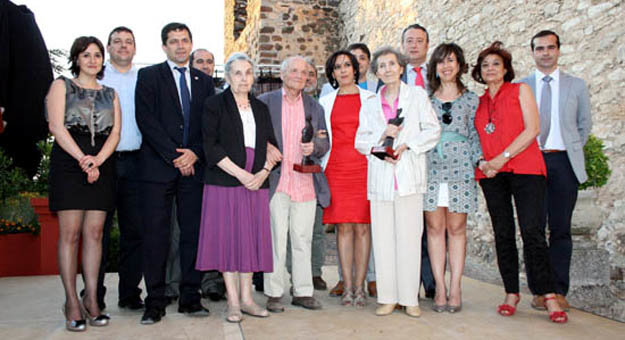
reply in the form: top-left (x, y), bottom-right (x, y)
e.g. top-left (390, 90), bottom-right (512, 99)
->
top-left (80, 298), bottom-right (110, 326)
top-left (62, 304), bottom-right (86, 332)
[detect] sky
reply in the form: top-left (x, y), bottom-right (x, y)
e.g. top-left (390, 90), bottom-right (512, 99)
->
top-left (16, 0), bottom-right (225, 68)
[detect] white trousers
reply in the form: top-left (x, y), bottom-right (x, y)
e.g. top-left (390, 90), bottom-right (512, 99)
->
top-left (370, 193), bottom-right (423, 306)
top-left (264, 192), bottom-right (316, 297)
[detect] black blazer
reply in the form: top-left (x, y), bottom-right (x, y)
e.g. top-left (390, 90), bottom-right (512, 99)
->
top-left (135, 61), bottom-right (215, 183)
top-left (202, 87), bottom-right (277, 188)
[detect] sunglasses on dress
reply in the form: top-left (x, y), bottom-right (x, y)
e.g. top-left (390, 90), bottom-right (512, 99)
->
top-left (442, 102), bottom-right (453, 125)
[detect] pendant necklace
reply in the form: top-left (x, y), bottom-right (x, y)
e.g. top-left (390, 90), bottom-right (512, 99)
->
top-left (485, 100), bottom-right (496, 134)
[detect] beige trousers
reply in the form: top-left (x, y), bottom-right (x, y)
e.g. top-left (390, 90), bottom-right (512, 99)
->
top-left (264, 192), bottom-right (316, 297)
top-left (370, 193), bottom-right (423, 306)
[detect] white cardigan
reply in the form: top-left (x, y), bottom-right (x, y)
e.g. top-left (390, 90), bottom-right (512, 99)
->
top-left (354, 82), bottom-right (441, 201)
top-left (318, 86), bottom-right (379, 169)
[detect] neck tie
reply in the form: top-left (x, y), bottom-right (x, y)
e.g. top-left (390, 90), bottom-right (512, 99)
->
top-left (414, 66), bottom-right (425, 88)
top-left (539, 75), bottom-right (553, 148)
top-left (175, 66), bottom-right (191, 146)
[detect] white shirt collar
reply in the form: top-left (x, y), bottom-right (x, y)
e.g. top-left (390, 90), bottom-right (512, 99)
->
top-left (535, 68), bottom-right (559, 82)
top-left (167, 59), bottom-right (190, 72)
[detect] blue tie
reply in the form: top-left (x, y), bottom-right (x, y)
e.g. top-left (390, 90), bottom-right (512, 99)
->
top-left (175, 66), bottom-right (191, 146)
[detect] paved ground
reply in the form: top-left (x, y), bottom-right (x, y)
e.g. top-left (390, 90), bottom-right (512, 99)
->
top-left (1, 264), bottom-right (623, 340)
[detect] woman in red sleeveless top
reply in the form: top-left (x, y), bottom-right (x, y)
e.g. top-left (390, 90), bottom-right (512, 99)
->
top-left (472, 42), bottom-right (567, 323)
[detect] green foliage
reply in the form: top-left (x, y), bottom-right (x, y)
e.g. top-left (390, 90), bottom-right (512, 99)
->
top-left (579, 134), bottom-right (611, 190)
top-left (0, 149), bottom-right (31, 202)
top-left (0, 138), bottom-right (52, 235)
top-left (0, 193), bottom-right (40, 235)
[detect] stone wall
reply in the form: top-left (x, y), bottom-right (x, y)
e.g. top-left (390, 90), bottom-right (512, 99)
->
top-left (339, 0), bottom-right (625, 321)
top-left (225, 0), bottom-right (342, 67)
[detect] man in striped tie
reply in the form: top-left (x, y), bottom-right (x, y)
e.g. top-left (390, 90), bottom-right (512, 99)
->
top-left (400, 23), bottom-right (437, 301)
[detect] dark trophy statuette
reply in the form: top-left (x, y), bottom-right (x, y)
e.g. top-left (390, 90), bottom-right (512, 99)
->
top-left (294, 115), bottom-right (322, 173)
top-left (371, 108), bottom-right (404, 160)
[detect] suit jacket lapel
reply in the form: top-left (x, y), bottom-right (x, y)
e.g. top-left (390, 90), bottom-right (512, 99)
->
top-left (270, 91), bottom-right (284, 150)
top-left (160, 61), bottom-right (182, 115)
top-left (559, 72), bottom-right (571, 125)
top-left (190, 68), bottom-right (201, 105)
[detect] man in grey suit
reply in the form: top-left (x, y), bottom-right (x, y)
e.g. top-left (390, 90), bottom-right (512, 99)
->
top-left (521, 30), bottom-right (592, 311)
top-left (259, 56), bottom-right (330, 313)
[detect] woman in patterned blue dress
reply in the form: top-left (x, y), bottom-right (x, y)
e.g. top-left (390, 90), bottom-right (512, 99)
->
top-left (423, 43), bottom-right (482, 313)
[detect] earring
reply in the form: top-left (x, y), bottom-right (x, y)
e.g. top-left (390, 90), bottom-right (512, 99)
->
top-left (436, 73), bottom-right (440, 79)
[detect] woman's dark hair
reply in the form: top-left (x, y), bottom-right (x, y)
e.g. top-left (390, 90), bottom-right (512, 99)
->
top-left (427, 43), bottom-right (468, 95)
top-left (69, 36), bottom-right (106, 80)
top-left (325, 50), bottom-right (359, 89)
top-left (471, 41), bottom-right (515, 84)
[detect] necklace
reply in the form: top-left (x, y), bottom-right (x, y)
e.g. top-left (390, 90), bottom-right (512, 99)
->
top-left (485, 99), bottom-right (496, 134)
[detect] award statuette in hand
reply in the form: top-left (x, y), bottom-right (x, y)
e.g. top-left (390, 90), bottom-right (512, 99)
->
top-left (371, 108), bottom-right (404, 160)
top-left (294, 115), bottom-right (322, 173)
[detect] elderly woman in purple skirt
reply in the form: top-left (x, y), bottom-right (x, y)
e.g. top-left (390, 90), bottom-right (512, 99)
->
top-left (196, 52), bottom-right (280, 323)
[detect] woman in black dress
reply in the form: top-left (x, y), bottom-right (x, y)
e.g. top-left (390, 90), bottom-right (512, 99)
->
top-left (46, 36), bottom-right (120, 331)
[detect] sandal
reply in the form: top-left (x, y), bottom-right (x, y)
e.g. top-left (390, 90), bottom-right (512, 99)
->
top-left (353, 287), bottom-right (367, 308)
top-left (544, 296), bottom-right (568, 323)
top-left (497, 293), bottom-right (520, 317)
top-left (226, 305), bottom-right (242, 323)
top-left (241, 302), bottom-right (269, 318)
top-left (341, 289), bottom-right (354, 306)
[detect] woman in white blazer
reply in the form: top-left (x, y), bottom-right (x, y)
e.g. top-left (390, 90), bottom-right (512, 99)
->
top-left (319, 50), bottom-right (379, 307)
top-left (355, 47), bottom-right (440, 318)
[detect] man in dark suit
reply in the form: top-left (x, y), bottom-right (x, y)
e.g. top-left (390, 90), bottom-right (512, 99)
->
top-left (521, 30), bottom-right (592, 311)
top-left (135, 22), bottom-right (215, 325)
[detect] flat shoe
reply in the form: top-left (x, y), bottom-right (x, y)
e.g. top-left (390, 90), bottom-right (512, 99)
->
top-left (241, 303), bottom-right (269, 318)
top-left (226, 305), bottom-right (242, 323)
top-left (375, 303), bottom-right (396, 316)
top-left (405, 306), bottom-right (421, 318)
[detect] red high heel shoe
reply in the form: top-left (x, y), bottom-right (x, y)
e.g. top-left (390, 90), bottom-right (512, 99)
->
top-left (497, 293), bottom-right (520, 316)
top-left (544, 296), bottom-right (568, 323)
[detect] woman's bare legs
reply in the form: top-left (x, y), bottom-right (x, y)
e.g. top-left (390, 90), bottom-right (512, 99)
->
top-left (80, 210), bottom-right (107, 316)
top-left (425, 208), bottom-right (448, 306)
top-left (239, 272), bottom-right (254, 306)
top-left (337, 223), bottom-right (355, 292)
top-left (352, 223), bottom-right (370, 290)
top-left (223, 272), bottom-right (240, 307)
top-left (446, 212), bottom-right (467, 307)
top-left (58, 210), bottom-right (85, 321)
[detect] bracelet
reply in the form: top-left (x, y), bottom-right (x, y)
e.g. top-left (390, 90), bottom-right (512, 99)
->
top-left (475, 158), bottom-right (485, 167)
top-left (262, 167), bottom-right (270, 172)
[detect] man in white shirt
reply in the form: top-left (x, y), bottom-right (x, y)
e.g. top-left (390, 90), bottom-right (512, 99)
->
top-left (400, 24), bottom-right (429, 90)
top-left (521, 30), bottom-right (592, 311)
top-left (90, 26), bottom-right (144, 312)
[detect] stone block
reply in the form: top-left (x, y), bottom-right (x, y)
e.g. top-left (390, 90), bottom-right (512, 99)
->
top-left (570, 246), bottom-right (611, 286)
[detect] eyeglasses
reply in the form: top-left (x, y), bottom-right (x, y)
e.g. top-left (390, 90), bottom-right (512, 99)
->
top-left (441, 102), bottom-right (453, 124)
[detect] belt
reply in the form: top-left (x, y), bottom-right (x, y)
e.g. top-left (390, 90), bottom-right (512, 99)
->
top-left (436, 131), bottom-right (468, 158)
top-left (542, 149), bottom-right (565, 154)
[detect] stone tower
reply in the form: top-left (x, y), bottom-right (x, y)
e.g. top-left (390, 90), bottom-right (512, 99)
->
top-left (224, 0), bottom-right (342, 67)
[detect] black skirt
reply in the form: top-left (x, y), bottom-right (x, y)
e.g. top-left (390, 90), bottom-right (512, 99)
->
top-left (48, 131), bottom-right (115, 211)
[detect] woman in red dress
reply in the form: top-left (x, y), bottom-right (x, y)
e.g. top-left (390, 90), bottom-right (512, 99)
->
top-left (319, 50), bottom-right (378, 307)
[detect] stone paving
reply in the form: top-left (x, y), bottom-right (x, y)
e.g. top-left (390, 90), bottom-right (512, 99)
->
top-left (1, 264), bottom-right (623, 340)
